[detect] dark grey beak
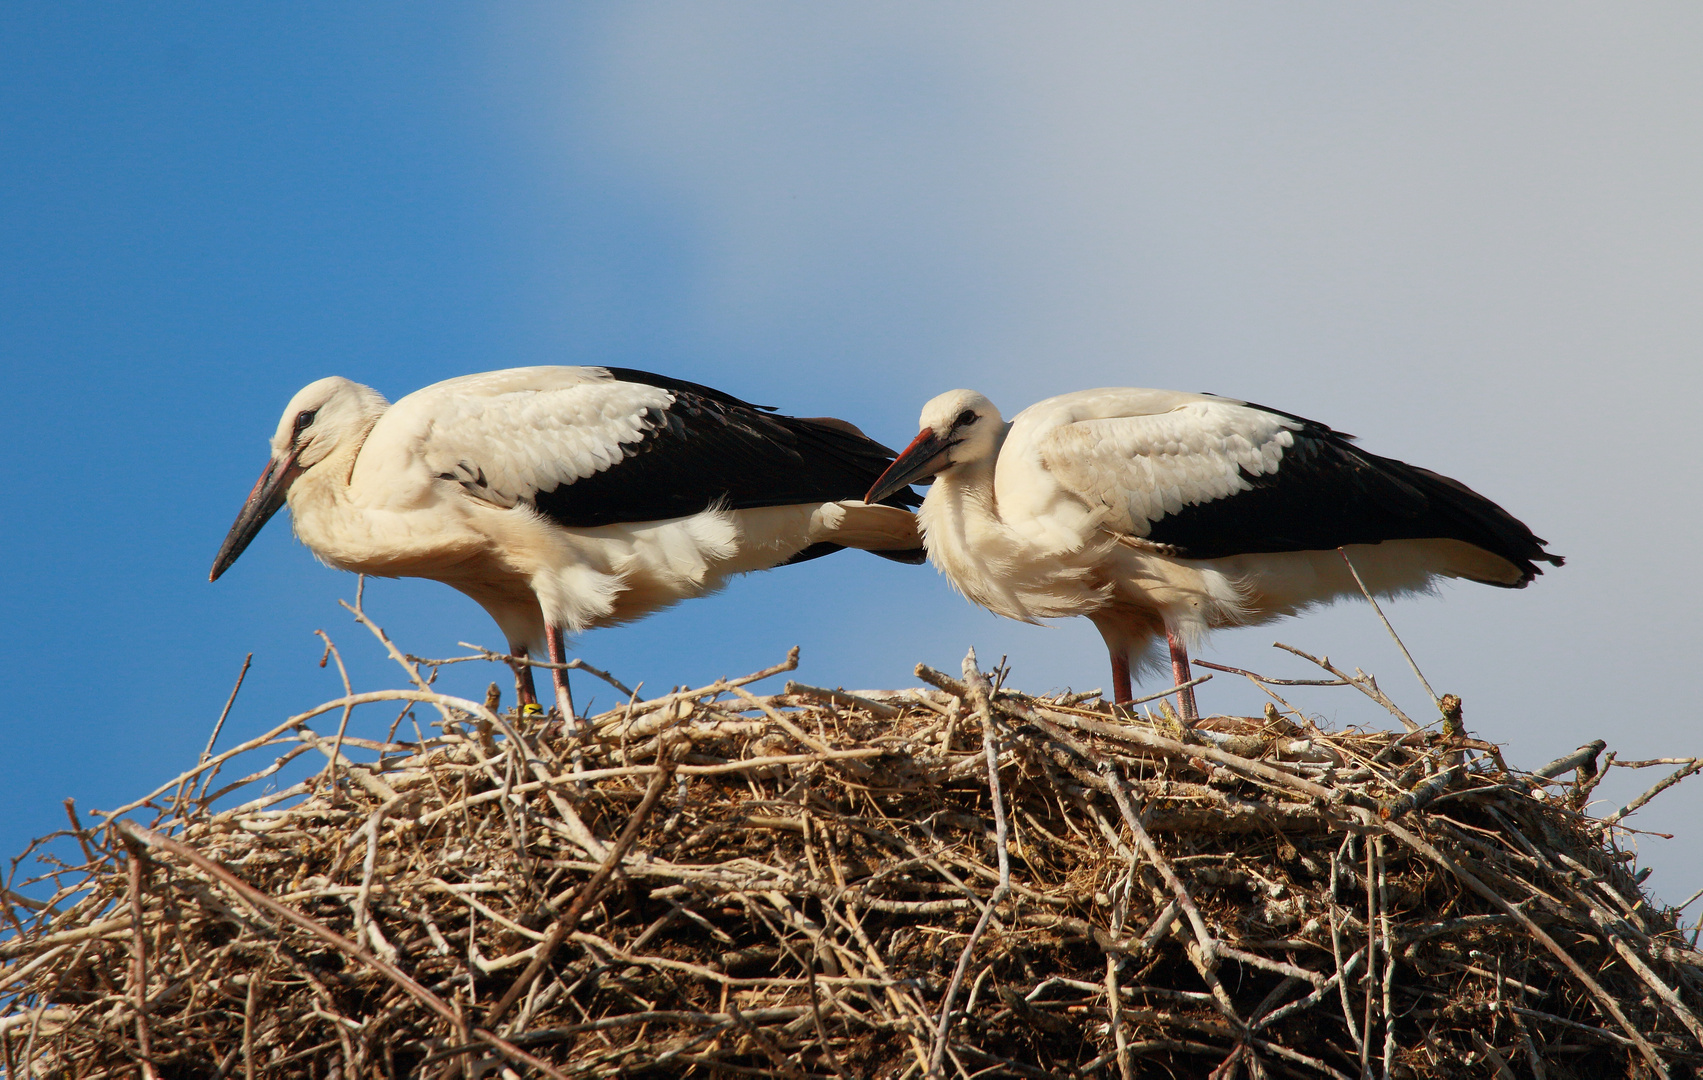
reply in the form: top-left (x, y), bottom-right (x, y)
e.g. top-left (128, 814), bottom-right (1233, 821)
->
top-left (210, 453), bottom-right (301, 581)
top-left (865, 429), bottom-right (953, 505)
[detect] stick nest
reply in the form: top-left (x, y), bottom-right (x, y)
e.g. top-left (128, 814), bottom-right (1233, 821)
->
top-left (4, 629), bottom-right (1702, 1079)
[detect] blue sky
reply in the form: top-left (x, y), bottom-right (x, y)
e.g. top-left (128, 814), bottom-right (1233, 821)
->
top-left (5, 5), bottom-right (1701, 911)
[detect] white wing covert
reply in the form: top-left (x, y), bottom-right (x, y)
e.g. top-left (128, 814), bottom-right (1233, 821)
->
top-left (359, 368), bottom-right (674, 509)
top-left (354, 364), bottom-right (919, 531)
top-left (1019, 393), bottom-right (1298, 540)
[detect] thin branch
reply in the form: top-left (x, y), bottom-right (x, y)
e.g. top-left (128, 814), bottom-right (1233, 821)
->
top-left (1338, 546), bottom-right (1439, 707)
top-left (313, 630), bottom-right (356, 804)
top-left (1272, 642), bottom-right (1421, 733)
top-left (173, 653), bottom-right (251, 818)
top-left (437, 642), bottom-right (638, 699)
top-left (1194, 659), bottom-right (1349, 687)
top-left (1599, 760), bottom-right (1703, 831)
top-left (120, 834), bottom-right (157, 1080)
top-left (928, 648), bottom-right (1012, 1078)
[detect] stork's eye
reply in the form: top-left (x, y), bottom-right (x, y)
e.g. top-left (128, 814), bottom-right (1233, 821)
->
top-left (954, 409), bottom-right (978, 428)
top-left (293, 409), bottom-right (318, 436)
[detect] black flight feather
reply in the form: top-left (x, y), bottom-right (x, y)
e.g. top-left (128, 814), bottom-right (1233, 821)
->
top-left (530, 370), bottom-right (923, 566)
top-left (1141, 402), bottom-right (1562, 584)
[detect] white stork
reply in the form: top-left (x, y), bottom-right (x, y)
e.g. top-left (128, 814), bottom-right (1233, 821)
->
top-left (866, 388), bottom-right (1561, 717)
top-left (211, 366), bottom-right (923, 716)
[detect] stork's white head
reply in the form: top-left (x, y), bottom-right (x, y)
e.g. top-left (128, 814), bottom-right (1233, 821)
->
top-left (865, 389), bottom-right (1005, 504)
top-left (268, 377), bottom-right (390, 468)
top-left (211, 377), bottom-right (390, 580)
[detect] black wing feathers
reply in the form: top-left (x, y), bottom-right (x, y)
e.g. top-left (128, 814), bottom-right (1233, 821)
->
top-left (532, 369), bottom-right (922, 530)
top-left (600, 368), bottom-right (779, 412)
top-left (1142, 408), bottom-right (1562, 584)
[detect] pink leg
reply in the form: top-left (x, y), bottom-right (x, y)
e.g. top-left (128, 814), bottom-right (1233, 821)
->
top-left (510, 646), bottom-right (541, 714)
top-left (546, 625), bottom-right (576, 722)
top-left (1109, 649), bottom-right (1133, 706)
top-left (1167, 630), bottom-right (1198, 721)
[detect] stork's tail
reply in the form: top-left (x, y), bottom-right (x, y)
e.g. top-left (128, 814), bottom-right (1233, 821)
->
top-left (812, 501), bottom-right (926, 564)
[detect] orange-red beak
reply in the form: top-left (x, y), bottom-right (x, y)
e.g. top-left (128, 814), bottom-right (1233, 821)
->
top-left (865, 428), bottom-right (952, 505)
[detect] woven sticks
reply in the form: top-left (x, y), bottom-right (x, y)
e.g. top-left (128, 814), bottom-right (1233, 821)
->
top-left (3, 618), bottom-right (1700, 1078)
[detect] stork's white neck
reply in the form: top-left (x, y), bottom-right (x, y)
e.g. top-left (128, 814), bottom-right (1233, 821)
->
top-left (286, 428), bottom-right (455, 574)
top-left (918, 451), bottom-right (1120, 625)
top-left (916, 459), bottom-right (1035, 622)
top-left (284, 437), bottom-right (362, 564)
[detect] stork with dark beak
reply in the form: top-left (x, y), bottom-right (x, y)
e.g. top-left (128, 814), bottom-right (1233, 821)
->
top-left (213, 366), bottom-right (923, 717)
top-left (866, 386), bottom-right (1559, 717)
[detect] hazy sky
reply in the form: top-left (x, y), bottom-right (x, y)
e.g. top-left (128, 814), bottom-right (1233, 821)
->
top-left (5, 5), bottom-right (1700, 909)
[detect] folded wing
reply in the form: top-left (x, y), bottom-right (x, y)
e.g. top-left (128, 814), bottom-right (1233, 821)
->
top-left (359, 365), bottom-right (920, 528)
top-left (1020, 389), bottom-right (1559, 584)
